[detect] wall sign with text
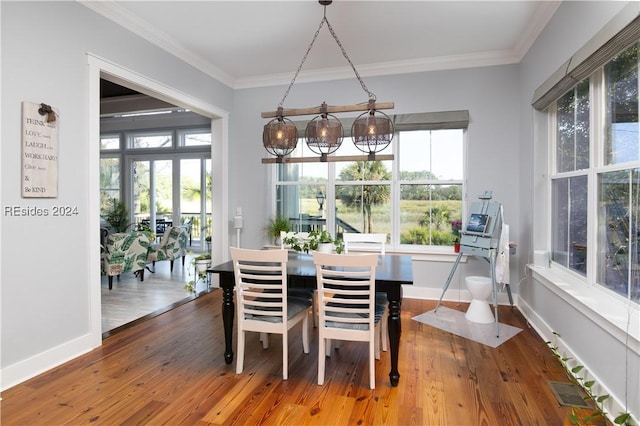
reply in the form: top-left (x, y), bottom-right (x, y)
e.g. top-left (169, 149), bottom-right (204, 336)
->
top-left (21, 101), bottom-right (58, 198)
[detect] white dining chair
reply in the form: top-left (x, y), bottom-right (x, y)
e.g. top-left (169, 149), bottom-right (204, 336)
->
top-left (230, 247), bottom-right (311, 380)
top-left (341, 232), bottom-right (389, 352)
top-left (313, 252), bottom-right (381, 389)
top-left (342, 232), bottom-right (387, 255)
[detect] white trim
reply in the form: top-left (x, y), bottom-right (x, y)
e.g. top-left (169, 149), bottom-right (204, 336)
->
top-left (529, 265), bottom-right (640, 351)
top-left (517, 294), bottom-right (637, 426)
top-left (87, 53), bottom-right (230, 339)
top-left (1, 333), bottom-right (96, 391)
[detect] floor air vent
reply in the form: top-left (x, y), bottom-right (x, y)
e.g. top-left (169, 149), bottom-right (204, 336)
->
top-left (548, 381), bottom-right (592, 408)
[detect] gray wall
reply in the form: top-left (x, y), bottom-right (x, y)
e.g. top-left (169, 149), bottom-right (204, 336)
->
top-left (1, 1), bottom-right (232, 388)
top-left (518, 1), bottom-right (639, 420)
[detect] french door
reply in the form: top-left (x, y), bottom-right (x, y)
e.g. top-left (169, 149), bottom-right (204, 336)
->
top-left (128, 154), bottom-right (211, 248)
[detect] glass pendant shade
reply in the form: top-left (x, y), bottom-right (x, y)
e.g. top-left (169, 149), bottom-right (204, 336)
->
top-left (263, 117), bottom-right (298, 157)
top-left (351, 109), bottom-right (394, 154)
top-left (305, 114), bottom-right (344, 155)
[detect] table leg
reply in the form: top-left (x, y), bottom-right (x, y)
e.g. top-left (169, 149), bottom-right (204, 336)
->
top-left (222, 285), bottom-right (235, 365)
top-left (388, 298), bottom-right (401, 386)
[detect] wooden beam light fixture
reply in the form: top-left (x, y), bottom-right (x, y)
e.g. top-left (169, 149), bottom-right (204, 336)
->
top-left (261, 0), bottom-right (395, 165)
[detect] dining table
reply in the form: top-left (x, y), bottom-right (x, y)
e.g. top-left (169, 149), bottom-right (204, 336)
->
top-left (208, 250), bottom-right (413, 386)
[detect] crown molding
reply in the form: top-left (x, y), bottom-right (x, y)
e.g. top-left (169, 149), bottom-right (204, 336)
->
top-left (513, 1), bottom-right (562, 60)
top-left (80, 1), bottom-right (235, 88)
top-left (234, 50), bottom-right (521, 89)
top-left (80, 1), bottom-right (556, 91)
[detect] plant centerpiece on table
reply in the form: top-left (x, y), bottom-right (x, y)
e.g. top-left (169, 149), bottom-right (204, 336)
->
top-left (264, 214), bottom-right (291, 245)
top-left (282, 230), bottom-right (344, 254)
top-left (185, 252), bottom-right (212, 293)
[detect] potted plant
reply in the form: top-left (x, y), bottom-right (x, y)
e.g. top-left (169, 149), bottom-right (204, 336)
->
top-left (451, 219), bottom-right (462, 253)
top-left (105, 198), bottom-right (131, 233)
top-left (264, 214), bottom-right (291, 245)
top-left (185, 252), bottom-right (211, 293)
top-left (282, 229), bottom-right (344, 254)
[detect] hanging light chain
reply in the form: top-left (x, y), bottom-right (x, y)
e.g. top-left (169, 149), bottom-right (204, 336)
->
top-left (324, 16), bottom-right (376, 102)
top-left (278, 5), bottom-right (377, 108)
top-left (278, 18), bottom-right (327, 108)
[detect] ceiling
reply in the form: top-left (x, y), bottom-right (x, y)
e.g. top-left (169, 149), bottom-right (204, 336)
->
top-left (85, 1), bottom-right (561, 91)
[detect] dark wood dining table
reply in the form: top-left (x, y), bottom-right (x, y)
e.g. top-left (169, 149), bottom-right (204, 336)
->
top-left (208, 250), bottom-right (413, 386)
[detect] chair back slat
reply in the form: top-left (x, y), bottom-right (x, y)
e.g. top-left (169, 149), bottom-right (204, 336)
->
top-left (342, 233), bottom-right (387, 254)
top-left (231, 247), bottom-right (288, 323)
top-left (313, 252), bottom-right (378, 331)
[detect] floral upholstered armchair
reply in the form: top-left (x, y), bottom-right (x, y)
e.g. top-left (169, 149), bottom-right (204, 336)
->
top-left (147, 225), bottom-right (189, 272)
top-left (102, 231), bottom-right (152, 290)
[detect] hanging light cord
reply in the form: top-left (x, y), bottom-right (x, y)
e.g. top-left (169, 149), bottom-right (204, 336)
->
top-left (278, 4), bottom-right (376, 108)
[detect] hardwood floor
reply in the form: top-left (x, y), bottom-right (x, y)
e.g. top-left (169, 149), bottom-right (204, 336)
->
top-left (1, 293), bottom-right (602, 425)
top-left (101, 252), bottom-right (212, 333)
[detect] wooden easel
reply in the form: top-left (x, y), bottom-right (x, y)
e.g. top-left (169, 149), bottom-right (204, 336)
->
top-left (434, 191), bottom-right (512, 338)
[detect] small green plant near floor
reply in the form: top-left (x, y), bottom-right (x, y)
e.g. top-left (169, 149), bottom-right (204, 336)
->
top-left (546, 332), bottom-right (632, 425)
top-left (185, 252), bottom-right (211, 293)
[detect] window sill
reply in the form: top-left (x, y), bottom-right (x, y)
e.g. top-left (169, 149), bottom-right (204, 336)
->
top-left (528, 264), bottom-right (639, 348)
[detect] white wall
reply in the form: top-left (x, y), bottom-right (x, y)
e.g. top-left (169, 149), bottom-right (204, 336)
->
top-left (0, 1), bottom-right (232, 389)
top-left (519, 1), bottom-right (639, 421)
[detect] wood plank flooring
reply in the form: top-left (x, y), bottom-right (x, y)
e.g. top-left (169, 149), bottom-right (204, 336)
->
top-left (1, 292), bottom-right (604, 425)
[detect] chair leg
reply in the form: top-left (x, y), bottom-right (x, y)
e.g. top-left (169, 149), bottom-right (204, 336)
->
top-left (170, 260), bottom-right (174, 272)
top-left (181, 255), bottom-right (186, 268)
top-left (260, 332), bottom-right (269, 349)
top-left (236, 330), bottom-right (245, 374)
top-left (302, 312), bottom-right (310, 354)
top-left (108, 276), bottom-right (113, 290)
top-left (312, 290), bottom-right (318, 327)
top-left (369, 339), bottom-right (376, 389)
top-left (318, 337), bottom-right (326, 385)
top-left (139, 269), bottom-right (145, 282)
top-left (381, 309), bottom-right (388, 352)
top-left (282, 330), bottom-right (288, 380)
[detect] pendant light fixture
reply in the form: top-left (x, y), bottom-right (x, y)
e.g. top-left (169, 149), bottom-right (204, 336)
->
top-left (261, 0), bottom-right (394, 164)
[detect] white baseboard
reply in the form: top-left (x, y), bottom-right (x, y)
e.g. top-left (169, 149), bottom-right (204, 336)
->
top-left (517, 297), bottom-right (636, 426)
top-left (402, 284), bottom-right (515, 305)
top-left (1, 333), bottom-right (98, 392)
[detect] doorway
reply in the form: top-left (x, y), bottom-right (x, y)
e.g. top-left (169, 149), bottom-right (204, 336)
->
top-left (90, 56), bottom-right (229, 339)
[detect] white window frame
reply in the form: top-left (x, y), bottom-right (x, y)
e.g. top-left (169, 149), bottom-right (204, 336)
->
top-left (269, 124), bottom-right (467, 254)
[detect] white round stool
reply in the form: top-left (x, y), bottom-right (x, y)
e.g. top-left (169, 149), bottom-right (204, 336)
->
top-left (465, 276), bottom-right (494, 324)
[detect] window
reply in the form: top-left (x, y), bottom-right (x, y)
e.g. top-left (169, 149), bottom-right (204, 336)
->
top-left (398, 130), bottom-right (463, 246)
top-left (179, 129), bottom-right (212, 147)
top-left (128, 131), bottom-right (172, 149)
top-left (550, 43), bottom-right (640, 303)
top-left (100, 157), bottom-right (120, 216)
top-left (551, 79), bottom-right (590, 274)
top-left (273, 118), bottom-right (466, 251)
top-left (100, 123), bottom-right (212, 247)
top-left (100, 134), bottom-right (120, 150)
